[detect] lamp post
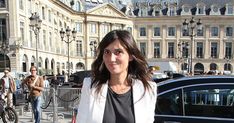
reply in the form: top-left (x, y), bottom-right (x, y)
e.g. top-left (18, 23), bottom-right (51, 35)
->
top-left (29, 12), bottom-right (42, 67)
top-left (224, 56), bottom-right (232, 72)
top-left (178, 41), bottom-right (189, 73)
top-left (60, 26), bottom-right (77, 80)
top-left (182, 17), bottom-right (202, 75)
top-left (0, 41), bottom-right (10, 69)
top-left (89, 41), bottom-right (97, 57)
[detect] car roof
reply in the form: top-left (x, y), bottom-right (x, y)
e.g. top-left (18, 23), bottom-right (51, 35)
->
top-left (157, 75), bottom-right (234, 93)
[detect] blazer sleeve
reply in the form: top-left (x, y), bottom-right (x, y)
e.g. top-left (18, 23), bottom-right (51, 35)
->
top-left (76, 77), bottom-right (92, 123)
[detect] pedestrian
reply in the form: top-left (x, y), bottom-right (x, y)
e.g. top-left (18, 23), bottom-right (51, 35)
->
top-left (23, 66), bottom-right (44, 123)
top-left (42, 75), bottom-right (50, 88)
top-left (0, 68), bottom-right (16, 107)
top-left (76, 30), bottom-right (157, 123)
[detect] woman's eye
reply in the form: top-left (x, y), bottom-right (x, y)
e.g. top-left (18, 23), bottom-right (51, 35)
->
top-left (114, 50), bottom-right (123, 55)
top-left (104, 50), bottom-right (111, 55)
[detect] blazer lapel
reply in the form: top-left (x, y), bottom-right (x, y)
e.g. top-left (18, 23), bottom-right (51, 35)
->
top-left (90, 82), bottom-right (108, 123)
top-left (132, 79), bottom-right (146, 123)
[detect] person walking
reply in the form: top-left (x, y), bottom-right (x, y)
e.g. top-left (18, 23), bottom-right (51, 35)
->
top-left (0, 68), bottom-right (16, 107)
top-left (23, 66), bottom-right (44, 123)
top-left (42, 75), bottom-right (50, 88)
top-left (76, 30), bottom-right (157, 123)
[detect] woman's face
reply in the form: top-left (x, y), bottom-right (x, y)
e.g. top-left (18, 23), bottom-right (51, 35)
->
top-left (103, 39), bottom-right (132, 76)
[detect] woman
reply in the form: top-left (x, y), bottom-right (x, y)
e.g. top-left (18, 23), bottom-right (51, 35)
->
top-left (77, 30), bottom-right (157, 123)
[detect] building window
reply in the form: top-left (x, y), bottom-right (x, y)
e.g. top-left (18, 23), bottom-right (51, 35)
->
top-left (140, 27), bottom-right (146, 36)
top-left (226, 27), bottom-right (233, 37)
top-left (153, 27), bottom-right (160, 36)
top-left (197, 27), bottom-right (204, 36)
top-left (76, 22), bottom-right (82, 33)
top-left (225, 42), bottom-right (232, 58)
top-left (103, 24), bottom-right (109, 35)
top-left (182, 28), bottom-right (189, 36)
top-left (127, 27), bottom-right (132, 33)
top-left (76, 41), bottom-right (82, 56)
top-left (20, 22), bottom-right (25, 46)
top-left (169, 6), bottom-right (176, 16)
top-left (29, 29), bottom-right (33, 48)
top-left (0, 19), bottom-right (6, 41)
top-left (153, 42), bottom-right (160, 58)
top-left (76, 1), bottom-right (81, 11)
top-left (140, 42), bottom-right (146, 57)
top-left (198, 6), bottom-right (204, 14)
top-left (168, 42), bottom-right (174, 58)
top-left (211, 42), bottom-right (218, 58)
top-left (0, 0), bottom-right (6, 8)
top-left (168, 27), bottom-right (175, 36)
top-left (43, 30), bottom-right (46, 50)
top-left (48, 10), bottom-right (51, 22)
top-left (42, 7), bottom-right (45, 20)
top-left (90, 23), bottom-right (96, 34)
top-left (196, 42), bottom-right (203, 58)
top-left (154, 10), bottom-right (160, 16)
top-left (211, 27), bottom-right (219, 37)
top-left (49, 32), bottom-right (52, 51)
top-left (227, 4), bottom-right (233, 15)
top-left (19, 0), bottom-right (24, 10)
top-left (182, 43), bottom-right (189, 58)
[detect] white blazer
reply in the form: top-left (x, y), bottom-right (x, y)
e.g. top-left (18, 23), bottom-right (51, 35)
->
top-left (76, 77), bottom-right (157, 123)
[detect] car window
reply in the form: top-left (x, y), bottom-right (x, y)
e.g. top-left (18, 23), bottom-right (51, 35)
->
top-left (184, 85), bottom-right (234, 118)
top-left (156, 89), bottom-right (183, 115)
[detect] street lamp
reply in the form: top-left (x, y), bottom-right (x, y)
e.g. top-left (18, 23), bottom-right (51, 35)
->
top-left (60, 26), bottom-right (77, 80)
top-left (0, 41), bottom-right (10, 69)
top-left (224, 56), bottom-right (232, 72)
top-left (89, 41), bottom-right (97, 57)
top-left (29, 12), bottom-right (42, 67)
top-left (176, 41), bottom-right (189, 72)
top-left (182, 17), bottom-right (202, 75)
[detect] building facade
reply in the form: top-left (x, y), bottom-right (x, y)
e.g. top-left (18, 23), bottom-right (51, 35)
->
top-left (0, 0), bottom-right (234, 75)
top-left (1, 0), bottom-right (133, 75)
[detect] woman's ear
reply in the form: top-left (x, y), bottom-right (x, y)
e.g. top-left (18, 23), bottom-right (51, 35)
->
top-left (129, 55), bottom-right (134, 61)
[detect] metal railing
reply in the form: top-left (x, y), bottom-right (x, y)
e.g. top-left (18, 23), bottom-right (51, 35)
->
top-left (39, 87), bottom-right (81, 123)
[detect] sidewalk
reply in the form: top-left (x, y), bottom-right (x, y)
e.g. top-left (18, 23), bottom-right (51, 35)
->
top-left (15, 106), bottom-right (74, 123)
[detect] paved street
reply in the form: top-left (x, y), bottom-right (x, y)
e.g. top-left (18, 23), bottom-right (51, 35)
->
top-left (15, 106), bottom-right (73, 123)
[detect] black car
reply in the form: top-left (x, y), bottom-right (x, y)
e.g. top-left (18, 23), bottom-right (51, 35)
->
top-left (155, 76), bottom-right (234, 123)
top-left (68, 70), bottom-right (91, 87)
top-left (153, 72), bottom-right (186, 83)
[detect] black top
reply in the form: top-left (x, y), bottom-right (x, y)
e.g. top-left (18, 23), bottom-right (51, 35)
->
top-left (103, 87), bottom-right (135, 123)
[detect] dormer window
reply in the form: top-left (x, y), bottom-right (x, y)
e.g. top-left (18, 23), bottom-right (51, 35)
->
top-left (226, 4), bottom-right (233, 15)
top-left (168, 5), bottom-right (176, 16)
top-left (198, 6), bottom-right (204, 14)
top-left (153, 5), bottom-right (161, 16)
top-left (169, 6), bottom-right (176, 16)
top-left (196, 3), bottom-right (206, 15)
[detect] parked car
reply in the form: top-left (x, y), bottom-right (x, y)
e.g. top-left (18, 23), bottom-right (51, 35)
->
top-left (152, 72), bottom-right (186, 83)
top-left (155, 76), bottom-right (234, 123)
top-left (67, 70), bottom-right (92, 88)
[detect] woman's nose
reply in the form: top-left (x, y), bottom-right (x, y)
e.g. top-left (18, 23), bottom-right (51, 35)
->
top-left (110, 53), bottom-right (117, 61)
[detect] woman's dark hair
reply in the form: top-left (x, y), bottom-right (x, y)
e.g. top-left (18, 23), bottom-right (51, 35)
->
top-left (91, 30), bottom-right (151, 95)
